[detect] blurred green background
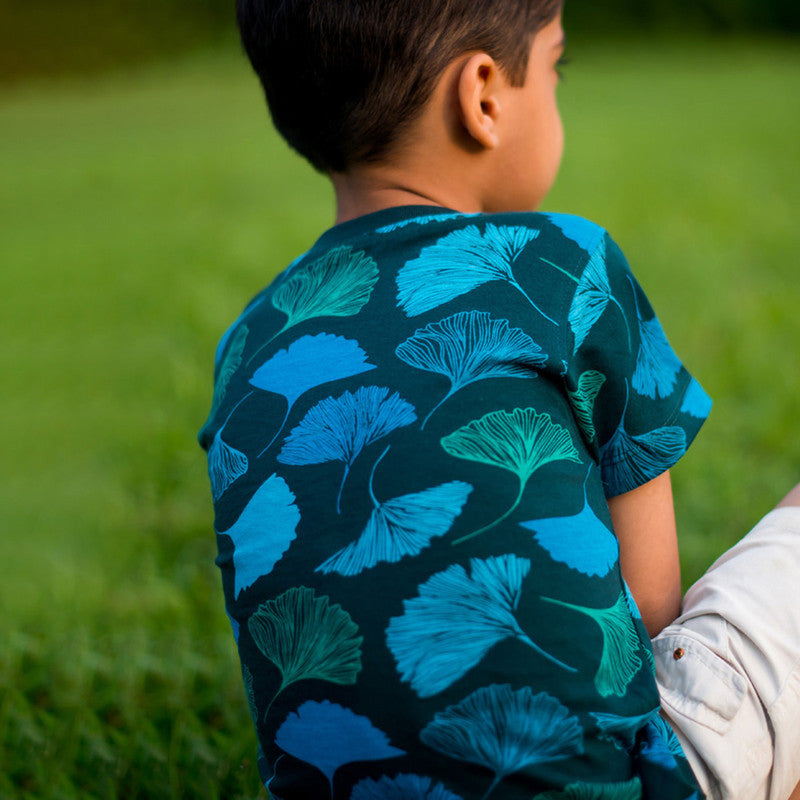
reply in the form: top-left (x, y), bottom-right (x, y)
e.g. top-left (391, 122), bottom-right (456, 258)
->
top-left (1, 2), bottom-right (798, 798)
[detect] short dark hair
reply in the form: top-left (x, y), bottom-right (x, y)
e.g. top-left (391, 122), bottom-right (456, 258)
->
top-left (236, 0), bottom-right (562, 173)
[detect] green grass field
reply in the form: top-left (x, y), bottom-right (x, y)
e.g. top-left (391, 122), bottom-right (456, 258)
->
top-left (1, 37), bottom-right (798, 798)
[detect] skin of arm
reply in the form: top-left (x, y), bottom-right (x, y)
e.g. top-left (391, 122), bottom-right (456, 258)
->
top-left (608, 470), bottom-right (682, 637)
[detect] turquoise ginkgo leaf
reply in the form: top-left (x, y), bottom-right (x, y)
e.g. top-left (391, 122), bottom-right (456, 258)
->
top-left (350, 773), bottom-right (464, 800)
top-left (521, 468), bottom-right (618, 577)
top-left (543, 214), bottom-right (605, 254)
top-left (210, 323), bottom-right (249, 420)
top-left (278, 386), bottom-right (417, 513)
top-left (376, 212), bottom-right (472, 233)
top-left (590, 709), bottom-right (659, 750)
top-left (567, 370), bottom-right (606, 442)
top-left (247, 245), bottom-right (379, 364)
top-left (543, 592), bottom-right (642, 697)
top-left (396, 224), bottom-right (556, 323)
top-left (317, 447), bottom-right (472, 576)
top-left (208, 426), bottom-right (249, 501)
top-left (680, 378), bottom-right (713, 419)
top-left (442, 408), bottom-right (581, 544)
top-left (275, 700), bottom-right (405, 799)
top-left (387, 554), bottom-right (574, 698)
top-left (247, 586), bottom-right (362, 720)
top-left (216, 473), bottom-right (300, 598)
top-left (242, 663), bottom-right (259, 728)
top-left (630, 281), bottom-right (682, 400)
top-left (420, 685), bottom-right (583, 800)
top-left (532, 777), bottom-right (643, 800)
top-left (395, 311), bottom-right (547, 428)
top-left (567, 239), bottom-right (631, 355)
top-left (250, 333), bottom-right (376, 456)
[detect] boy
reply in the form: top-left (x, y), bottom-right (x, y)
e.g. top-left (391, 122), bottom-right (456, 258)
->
top-left (199, 1), bottom-right (800, 798)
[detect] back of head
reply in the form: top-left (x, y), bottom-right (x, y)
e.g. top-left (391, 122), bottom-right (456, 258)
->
top-left (237, 0), bottom-right (562, 174)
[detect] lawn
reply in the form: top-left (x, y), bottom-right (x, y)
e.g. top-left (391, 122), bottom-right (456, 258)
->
top-left (1, 36), bottom-right (798, 798)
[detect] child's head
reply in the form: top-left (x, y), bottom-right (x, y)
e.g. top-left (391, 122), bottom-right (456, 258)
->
top-left (237, 0), bottom-right (564, 179)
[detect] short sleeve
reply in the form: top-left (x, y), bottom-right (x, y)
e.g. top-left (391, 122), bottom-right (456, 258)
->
top-left (563, 232), bottom-right (712, 498)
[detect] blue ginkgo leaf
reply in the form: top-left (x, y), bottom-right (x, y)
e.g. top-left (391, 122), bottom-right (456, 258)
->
top-left (396, 311), bottom-right (547, 428)
top-left (544, 214), bottom-right (605, 254)
top-left (680, 378), bottom-right (713, 419)
top-left (521, 468), bottom-right (618, 577)
top-left (350, 773), bottom-right (464, 800)
top-left (227, 612), bottom-right (240, 643)
top-left (216, 473), bottom-right (300, 598)
top-left (599, 382), bottom-right (688, 497)
top-left (631, 308), bottom-right (682, 400)
top-left (590, 709), bottom-right (659, 750)
top-left (387, 555), bottom-right (574, 698)
top-left (250, 333), bottom-right (376, 455)
top-left (532, 777), bottom-right (643, 799)
top-left (275, 700), bottom-right (405, 798)
top-left (317, 447), bottom-right (472, 576)
top-left (543, 592), bottom-right (642, 698)
top-left (567, 238), bottom-right (631, 355)
top-left (622, 582), bottom-right (643, 620)
top-left (639, 717), bottom-right (684, 770)
top-left (396, 224), bottom-right (556, 323)
top-left (278, 386), bottom-right (417, 513)
top-left (420, 685), bottom-right (583, 800)
top-left (375, 213), bottom-right (473, 233)
top-left (208, 427), bottom-right (249, 501)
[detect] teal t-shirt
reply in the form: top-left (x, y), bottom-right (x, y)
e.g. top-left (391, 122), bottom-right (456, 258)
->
top-left (199, 206), bottom-right (710, 800)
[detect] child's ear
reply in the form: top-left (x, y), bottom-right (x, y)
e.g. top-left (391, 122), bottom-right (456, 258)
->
top-left (457, 53), bottom-right (503, 150)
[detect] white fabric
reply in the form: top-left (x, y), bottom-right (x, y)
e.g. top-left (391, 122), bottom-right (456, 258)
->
top-left (653, 506), bottom-right (800, 800)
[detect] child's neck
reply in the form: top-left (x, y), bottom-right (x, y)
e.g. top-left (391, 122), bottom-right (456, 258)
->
top-left (331, 166), bottom-right (482, 225)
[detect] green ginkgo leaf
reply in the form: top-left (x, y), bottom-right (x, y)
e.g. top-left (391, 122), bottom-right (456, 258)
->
top-left (210, 324), bottom-right (249, 420)
top-left (442, 408), bottom-right (581, 544)
top-left (247, 586), bottom-right (363, 720)
top-left (542, 592), bottom-right (642, 698)
top-left (567, 370), bottom-right (606, 442)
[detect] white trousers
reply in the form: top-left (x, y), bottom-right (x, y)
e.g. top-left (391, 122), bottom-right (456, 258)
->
top-left (654, 507), bottom-right (800, 800)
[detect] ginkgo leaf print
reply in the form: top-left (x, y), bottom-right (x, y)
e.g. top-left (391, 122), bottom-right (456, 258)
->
top-left (278, 386), bottom-right (417, 513)
top-left (395, 311), bottom-right (548, 428)
top-left (242, 663), bottom-right (259, 728)
top-left (209, 323), bottom-right (249, 420)
top-left (317, 447), bottom-right (472, 576)
top-left (396, 224), bottom-right (557, 323)
top-left (275, 700), bottom-right (404, 799)
top-left (543, 214), bottom-right (605, 254)
top-left (533, 777), bottom-right (643, 800)
top-left (639, 717), bottom-right (684, 770)
top-left (567, 370), bottom-right (606, 442)
top-left (590, 710), bottom-right (659, 750)
top-left (216, 473), bottom-right (300, 598)
top-left (387, 554), bottom-right (574, 698)
top-left (420, 685), bottom-right (583, 800)
top-left (629, 280), bottom-right (681, 400)
top-left (561, 238), bottom-right (631, 355)
top-left (350, 773), bottom-right (464, 800)
top-left (442, 408), bottom-right (581, 544)
top-left (208, 426), bottom-right (249, 501)
top-left (249, 333), bottom-right (376, 456)
top-left (521, 467), bottom-right (618, 578)
top-left (543, 592), bottom-right (642, 698)
top-left (600, 381), bottom-right (687, 497)
top-left (247, 586), bottom-right (362, 720)
top-left (680, 378), bottom-right (713, 419)
top-left (375, 212), bottom-right (473, 233)
top-left (247, 245), bottom-right (379, 364)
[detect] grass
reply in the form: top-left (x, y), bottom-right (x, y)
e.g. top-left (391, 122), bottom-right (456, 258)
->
top-left (1, 36), bottom-right (798, 798)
